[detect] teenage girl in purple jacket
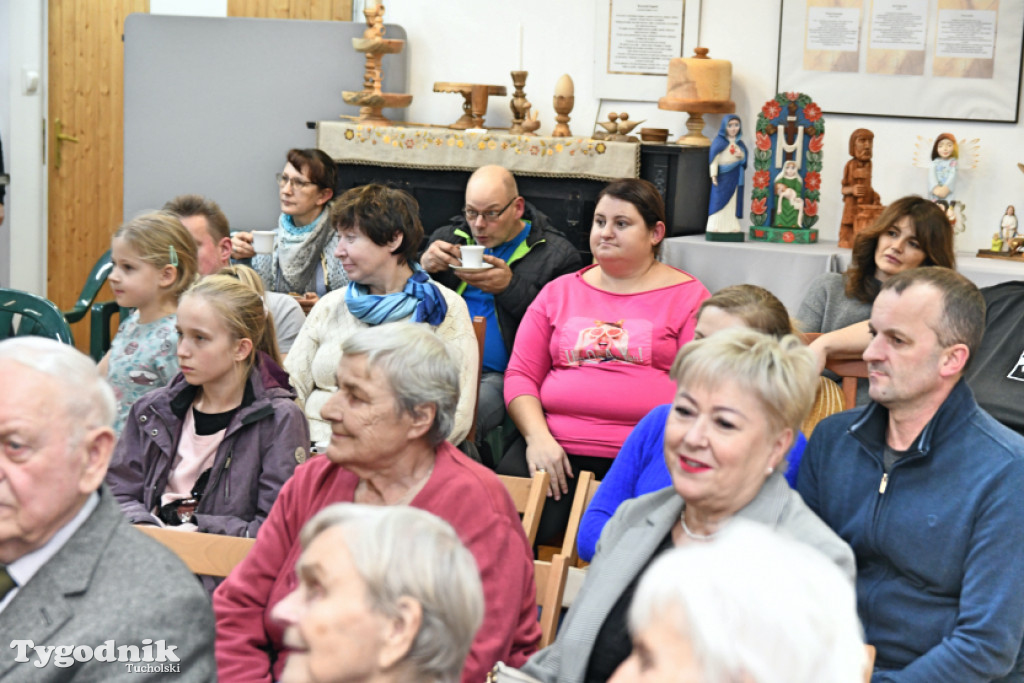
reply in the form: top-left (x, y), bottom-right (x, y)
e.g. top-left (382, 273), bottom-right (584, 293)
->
top-left (107, 272), bottom-right (309, 542)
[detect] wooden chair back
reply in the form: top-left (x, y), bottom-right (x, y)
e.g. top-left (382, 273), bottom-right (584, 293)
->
top-left (468, 316), bottom-right (486, 444)
top-left (134, 526), bottom-right (255, 577)
top-left (561, 471), bottom-right (599, 566)
top-left (802, 376), bottom-right (845, 436)
top-left (498, 471), bottom-right (550, 546)
top-left (533, 553), bottom-right (570, 648)
top-left (803, 332), bottom-right (870, 411)
top-left (825, 355), bottom-right (870, 410)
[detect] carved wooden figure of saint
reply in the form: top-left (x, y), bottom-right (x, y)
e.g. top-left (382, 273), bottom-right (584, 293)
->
top-left (839, 128), bottom-right (882, 248)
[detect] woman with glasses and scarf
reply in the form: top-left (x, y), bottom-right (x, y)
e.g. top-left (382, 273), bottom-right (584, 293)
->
top-left (232, 148), bottom-right (348, 312)
top-left (284, 183), bottom-right (478, 447)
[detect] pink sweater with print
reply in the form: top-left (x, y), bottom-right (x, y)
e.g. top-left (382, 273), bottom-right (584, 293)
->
top-left (505, 266), bottom-right (709, 458)
top-left (213, 443), bottom-right (540, 683)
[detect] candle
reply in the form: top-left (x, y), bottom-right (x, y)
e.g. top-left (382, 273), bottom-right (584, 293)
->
top-left (555, 74), bottom-right (574, 97)
top-left (518, 24), bottom-right (524, 71)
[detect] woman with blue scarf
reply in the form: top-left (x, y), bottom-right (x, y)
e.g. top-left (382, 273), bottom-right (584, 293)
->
top-left (232, 149), bottom-right (349, 312)
top-left (285, 184), bottom-right (478, 445)
top-left (706, 115), bottom-right (748, 237)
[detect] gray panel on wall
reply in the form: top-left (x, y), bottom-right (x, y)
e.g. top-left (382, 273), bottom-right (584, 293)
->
top-left (123, 14), bottom-right (408, 231)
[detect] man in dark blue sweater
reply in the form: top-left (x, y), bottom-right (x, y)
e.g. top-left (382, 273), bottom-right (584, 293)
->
top-left (799, 267), bottom-right (1024, 682)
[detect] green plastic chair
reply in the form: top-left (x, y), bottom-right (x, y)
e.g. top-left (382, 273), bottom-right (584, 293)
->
top-left (90, 300), bottom-right (130, 362)
top-left (62, 249), bottom-right (114, 325)
top-left (58, 249), bottom-right (127, 360)
top-left (0, 288), bottom-right (75, 344)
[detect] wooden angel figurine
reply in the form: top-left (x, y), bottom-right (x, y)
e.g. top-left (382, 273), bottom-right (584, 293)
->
top-left (929, 133), bottom-right (958, 200)
top-left (706, 115), bottom-right (748, 237)
top-left (914, 134), bottom-right (979, 202)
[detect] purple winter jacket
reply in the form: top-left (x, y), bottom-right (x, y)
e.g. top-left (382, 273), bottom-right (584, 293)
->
top-left (106, 356), bottom-right (309, 539)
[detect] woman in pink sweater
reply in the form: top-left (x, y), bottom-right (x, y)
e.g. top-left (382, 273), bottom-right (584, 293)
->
top-left (501, 178), bottom-right (709, 543)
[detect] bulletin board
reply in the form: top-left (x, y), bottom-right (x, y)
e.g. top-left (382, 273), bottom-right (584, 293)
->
top-left (776, 0), bottom-right (1023, 122)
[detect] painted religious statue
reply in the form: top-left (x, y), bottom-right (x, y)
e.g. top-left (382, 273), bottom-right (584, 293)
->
top-left (706, 115), bottom-right (748, 241)
top-left (1001, 205), bottom-right (1018, 251)
top-left (749, 92), bottom-right (824, 243)
top-left (838, 128), bottom-right (882, 248)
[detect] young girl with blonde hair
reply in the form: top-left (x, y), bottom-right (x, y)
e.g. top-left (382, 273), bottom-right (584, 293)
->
top-left (100, 211), bottom-right (199, 434)
top-left (108, 275), bottom-right (308, 588)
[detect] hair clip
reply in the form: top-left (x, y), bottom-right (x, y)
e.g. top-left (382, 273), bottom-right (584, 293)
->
top-left (168, 244), bottom-right (179, 267)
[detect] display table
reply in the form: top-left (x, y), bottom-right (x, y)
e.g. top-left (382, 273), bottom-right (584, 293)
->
top-left (666, 236), bottom-right (1024, 313)
top-left (661, 235), bottom-right (846, 312)
top-left (317, 120), bottom-right (640, 181)
top-left (835, 250), bottom-right (1023, 291)
top-left (314, 121), bottom-right (711, 255)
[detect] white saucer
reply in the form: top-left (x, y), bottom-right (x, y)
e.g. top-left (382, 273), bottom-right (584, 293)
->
top-left (450, 263), bottom-right (494, 271)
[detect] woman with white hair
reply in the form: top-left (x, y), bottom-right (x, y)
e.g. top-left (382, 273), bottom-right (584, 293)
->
top-left (272, 504), bottom-right (485, 683)
top-left (517, 328), bottom-right (854, 683)
top-left (215, 322), bottom-right (540, 683)
top-left (611, 520), bottom-right (866, 683)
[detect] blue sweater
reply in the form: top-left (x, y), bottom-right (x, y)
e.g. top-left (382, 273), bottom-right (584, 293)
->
top-left (799, 380), bottom-right (1024, 682)
top-left (577, 404), bottom-right (806, 562)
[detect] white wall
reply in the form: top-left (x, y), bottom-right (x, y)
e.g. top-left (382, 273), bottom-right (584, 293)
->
top-left (0, 0), bottom-right (10, 288)
top-left (8, 0), bottom-right (1023, 292)
top-left (5, 0), bottom-right (46, 295)
top-left (388, 0), bottom-right (1024, 250)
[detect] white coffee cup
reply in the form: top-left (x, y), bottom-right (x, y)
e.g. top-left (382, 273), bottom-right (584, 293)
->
top-left (252, 231), bottom-right (276, 254)
top-left (460, 245), bottom-right (485, 268)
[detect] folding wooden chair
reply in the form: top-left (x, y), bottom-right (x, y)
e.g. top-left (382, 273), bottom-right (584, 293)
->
top-left (803, 332), bottom-right (869, 411)
top-left (498, 471), bottom-right (550, 546)
top-left (825, 355), bottom-right (869, 410)
top-left (533, 553), bottom-right (570, 648)
top-left (560, 471), bottom-right (599, 566)
top-left (134, 526), bottom-right (255, 578)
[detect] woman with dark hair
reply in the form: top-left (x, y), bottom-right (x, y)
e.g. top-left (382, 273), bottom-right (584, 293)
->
top-left (285, 183), bottom-right (477, 447)
top-left (232, 148), bottom-right (346, 308)
top-left (500, 178), bottom-right (709, 542)
top-left (798, 195), bottom-right (954, 402)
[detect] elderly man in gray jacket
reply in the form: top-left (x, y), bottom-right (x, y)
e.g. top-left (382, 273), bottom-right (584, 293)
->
top-left (0, 337), bottom-right (215, 682)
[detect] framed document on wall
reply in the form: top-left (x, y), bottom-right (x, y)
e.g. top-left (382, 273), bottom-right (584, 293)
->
top-left (776, 0), bottom-right (1024, 122)
top-left (594, 0), bottom-right (701, 101)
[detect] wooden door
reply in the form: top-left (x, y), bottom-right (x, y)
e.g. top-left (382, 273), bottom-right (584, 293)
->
top-left (48, 0), bottom-right (149, 352)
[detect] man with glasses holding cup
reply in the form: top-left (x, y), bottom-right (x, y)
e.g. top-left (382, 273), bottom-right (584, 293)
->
top-left (421, 165), bottom-right (581, 462)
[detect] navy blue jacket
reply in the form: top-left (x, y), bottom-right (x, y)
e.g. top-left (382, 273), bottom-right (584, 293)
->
top-left (799, 380), bottom-right (1024, 682)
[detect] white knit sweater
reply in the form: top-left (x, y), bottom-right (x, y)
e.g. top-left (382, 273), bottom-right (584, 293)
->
top-left (284, 282), bottom-right (478, 445)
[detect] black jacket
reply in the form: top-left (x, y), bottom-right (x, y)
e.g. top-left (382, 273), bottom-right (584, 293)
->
top-left (424, 202), bottom-right (582, 354)
top-left (965, 280), bottom-right (1024, 436)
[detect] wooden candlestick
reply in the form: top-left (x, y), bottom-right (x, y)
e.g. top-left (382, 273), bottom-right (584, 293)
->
top-left (552, 97), bottom-right (574, 137)
top-left (509, 70), bottom-right (531, 135)
top-left (552, 74), bottom-right (574, 137)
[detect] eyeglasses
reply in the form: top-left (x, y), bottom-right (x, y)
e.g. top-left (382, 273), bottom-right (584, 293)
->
top-left (463, 196), bottom-right (518, 222)
top-left (276, 173), bottom-right (316, 190)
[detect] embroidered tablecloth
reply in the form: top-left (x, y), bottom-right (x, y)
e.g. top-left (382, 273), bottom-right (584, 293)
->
top-left (316, 121), bottom-right (640, 181)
